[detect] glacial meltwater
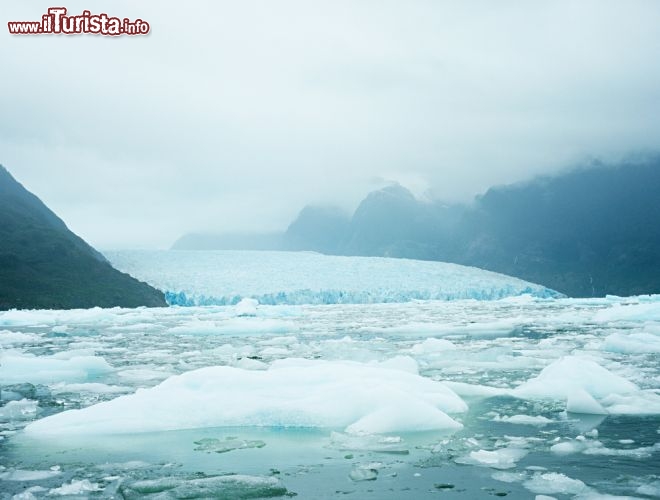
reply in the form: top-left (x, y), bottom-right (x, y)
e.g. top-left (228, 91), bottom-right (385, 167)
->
top-left (1, 251), bottom-right (659, 499)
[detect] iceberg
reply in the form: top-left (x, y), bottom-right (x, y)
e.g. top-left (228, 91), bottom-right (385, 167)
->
top-left (105, 250), bottom-right (562, 306)
top-left (523, 472), bottom-right (589, 496)
top-left (566, 389), bottom-right (608, 415)
top-left (601, 331), bottom-right (660, 354)
top-left (456, 447), bottom-right (528, 469)
top-left (0, 352), bottom-right (114, 384)
top-left (25, 358), bottom-right (467, 436)
top-left (119, 474), bottom-right (288, 499)
top-left (513, 356), bottom-right (638, 401)
top-left (0, 399), bottom-right (39, 421)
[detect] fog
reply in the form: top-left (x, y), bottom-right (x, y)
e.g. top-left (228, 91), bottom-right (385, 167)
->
top-left (2, 0), bottom-right (659, 248)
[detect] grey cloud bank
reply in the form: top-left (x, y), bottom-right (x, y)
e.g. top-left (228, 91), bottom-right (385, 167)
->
top-left (2, 0), bottom-right (659, 248)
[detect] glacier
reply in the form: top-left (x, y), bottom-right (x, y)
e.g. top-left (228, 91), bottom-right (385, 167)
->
top-left (105, 250), bottom-right (562, 305)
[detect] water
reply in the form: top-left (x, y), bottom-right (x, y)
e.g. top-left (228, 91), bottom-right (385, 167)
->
top-left (0, 251), bottom-right (659, 498)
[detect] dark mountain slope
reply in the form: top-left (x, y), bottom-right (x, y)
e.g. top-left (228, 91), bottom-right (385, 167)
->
top-left (285, 205), bottom-right (350, 254)
top-left (341, 184), bottom-right (464, 260)
top-left (0, 165), bottom-right (166, 310)
top-left (454, 160), bottom-right (660, 296)
top-left (274, 159), bottom-right (660, 297)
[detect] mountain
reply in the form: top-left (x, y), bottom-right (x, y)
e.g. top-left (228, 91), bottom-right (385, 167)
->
top-left (342, 184), bottom-right (464, 260)
top-left (285, 205), bottom-right (350, 254)
top-left (454, 160), bottom-right (660, 296)
top-left (171, 207), bottom-right (351, 254)
top-left (0, 165), bottom-right (166, 310)
top-left (342, 184), bottom-right (427, 256)
top-left (332, 161), bottom-right (660, 297)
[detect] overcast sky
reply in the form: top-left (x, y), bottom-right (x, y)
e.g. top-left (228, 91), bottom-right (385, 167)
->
top-left (2, 1), bottom-right (660, 248)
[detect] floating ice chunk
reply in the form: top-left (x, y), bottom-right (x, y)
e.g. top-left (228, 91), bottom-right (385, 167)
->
top-left (168, 319), bottom-right (223, 335)
top-left (11, 486), bottom-right (47, 500)
top-left (259, 347), bottom-right (290, 357)
top-left (599, 391), bottom-right (660, 415)
top-left (0, 310), bottom-right (58, 327)
top-left (645, 322), bottom-right (660, 335)
top-left (578, 493), bottom-right (650, 500)
top-left (362, 318), bottom-right (522, 339)
top-left (492, 471), bottom-right (527, 483)
top-left (637, 480), bottom-right (660, 497)
top-left (48, 479), bottom-right (101, 496)
top-left (193, 437), bottom-right (266, 453)
top-left (359, 322), bottom-right (454, 337)
top-left (410, 338), bottom-right (457, 355)
top-left (565, 413), bottom-right (607, 435)
top-left (0, 469), bottom-right (61, 481)
top-left (602, 332), bottom-right (660, 354)
top-left (0, 353), bottom-right (113, 384)
top-left (345, 400), bottom-right (462, 435)
top-left (257, 335), bottom-right (298, 346)
top-left (0, 399), bottom-right (38, 421)
top-left (328, 432), bottom-right (409, 454)
top-left (50, 383), bottom-right (132, 395)
top-left (523, 472), bottom-right (589, 495)
top-left (119, 474), bottom-right (287, 499)
top-left (0, 383), bottom-right (49, 402)
top-left (51, 349), bottom-right (99, 360)
top-left (235, 298), bottom-right (258, 317)
top-left (0, 307), bottom-right (126, 327)
top-left (349, 465), bottom-right (379, 481)
top-left (550, 440), bottom-right (585, 455)
top-left (457, 447), bottom-right (528, 469)
top-left (450, 319), bottom-right (523, 338)
top-left (116, 368), bottom-right (172, 383)
top-left (25, 359), bottom-right (467, 436)
top-left (566, 389), bottom-right (608, 415)
top-left (171, 318), bottom-right (299, 336)
top-left (513, 356), bottom-right (638, 401)
top-left (492, 414), bottom-right (554, 426)
top-left (582, 441), bottom-right (660, 458)
top-left (209, 343), bottom-right (243, 358)
top-left (221, 318), bottom-right (299, 335)
top-left (593, 302), bottom-right (660, 323)
top-left (0, 330), bottom-right (40, 346)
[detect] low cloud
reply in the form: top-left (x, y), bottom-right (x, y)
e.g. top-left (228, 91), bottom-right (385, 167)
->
top-left (2, 0), bottom-right (659, 247)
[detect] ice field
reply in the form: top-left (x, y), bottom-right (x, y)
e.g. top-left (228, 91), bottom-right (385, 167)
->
top-left (104, 250), bottom-right (561, 305)
top-left (1, 251), bottom-right (659, 498)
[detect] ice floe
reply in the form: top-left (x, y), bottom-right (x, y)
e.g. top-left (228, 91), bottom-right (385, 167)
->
top-left (0, 352), bottom-right (113, 384)
top-left (24, 358), bottom-right (467, 436)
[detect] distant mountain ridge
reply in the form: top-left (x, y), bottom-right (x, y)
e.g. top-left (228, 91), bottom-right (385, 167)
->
top-left (0, 165), bottom-right (166, 310)
top-left (172, 158), bottom-right (660, 297)
top-left (456, 160), bottom-right (660, 296)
